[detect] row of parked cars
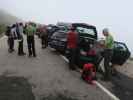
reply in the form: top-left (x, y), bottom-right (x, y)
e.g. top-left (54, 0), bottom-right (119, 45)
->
top-left (48, 22), bottom-right (131, 68)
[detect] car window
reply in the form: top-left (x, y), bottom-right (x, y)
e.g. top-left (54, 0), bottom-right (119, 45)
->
top-left (47, 26), bottom-right (52, 30)
top-left (76, 27), bottom-right (96, 36)
top-left (114, 42), bottom-right (127, 51)
top-left (58, 26), bottom-right (69, 32)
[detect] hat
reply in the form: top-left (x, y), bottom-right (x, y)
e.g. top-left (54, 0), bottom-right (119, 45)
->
top-left (103, 28), bottom-right (109, 33)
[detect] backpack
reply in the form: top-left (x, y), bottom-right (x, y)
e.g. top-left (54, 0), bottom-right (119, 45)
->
top-left (81, 63), bottom-right (96, 84)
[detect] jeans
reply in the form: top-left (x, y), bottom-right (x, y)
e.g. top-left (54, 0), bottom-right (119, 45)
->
top-left (27, 36), bottom-right (36, 56)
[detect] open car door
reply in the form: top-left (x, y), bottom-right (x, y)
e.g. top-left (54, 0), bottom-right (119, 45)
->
top-left (111, 42), bottom-right (131, 65)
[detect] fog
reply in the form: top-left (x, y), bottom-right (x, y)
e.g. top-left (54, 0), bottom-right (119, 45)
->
top-left (0, 0), bottom-right (133, 55)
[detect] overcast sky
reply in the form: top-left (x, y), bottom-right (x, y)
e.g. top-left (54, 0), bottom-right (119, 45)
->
top-left (0, 0), bottom-right (133, 54)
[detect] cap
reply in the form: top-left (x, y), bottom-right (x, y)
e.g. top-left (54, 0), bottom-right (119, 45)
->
top-left (103, 28), bottom-right (109, 33)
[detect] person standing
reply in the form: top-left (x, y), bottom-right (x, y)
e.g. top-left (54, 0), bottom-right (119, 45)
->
top-left (23, 23), bottom-right (28, 35)
top-left (67, 27), bottom-right (78, 70)
top-left (26, 22), bottom-right (37, 57)
top-left (5, 26), bottom-right (12, 52)
top-left (40, 26), bottom-right (48, 49)
top-left (17, 23), bottom-right (26, 56)
top-left (102, 28), bottom-right (114, 80)
top-left (8, 24), bottom-right (17, 52)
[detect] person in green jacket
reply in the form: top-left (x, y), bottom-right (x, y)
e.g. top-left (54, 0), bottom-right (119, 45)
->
top-left (26, 22), bottom-right (37, 57)
top-left (102, 28), bottom-right (114, 80)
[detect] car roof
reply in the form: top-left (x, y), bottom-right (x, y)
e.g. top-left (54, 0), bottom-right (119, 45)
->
top-left (72, 23), bottom-right (96, 28)
top-left (57, 22), bottom-right (96, 29)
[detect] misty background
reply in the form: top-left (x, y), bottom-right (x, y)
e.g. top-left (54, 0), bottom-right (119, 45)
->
top-left (0, 0), bottom-right (132, 55)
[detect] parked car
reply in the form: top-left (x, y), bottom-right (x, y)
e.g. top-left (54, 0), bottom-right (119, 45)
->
top-left (49, 23), bottom-right (130, 68)
top-left (78, 40), bottom-right (131, 69)
top-left (47, 24), bottom-right (60, 42)
top-left (49, 23), bottom-right (97, 52)
top-left (48, 25), bottom-right (69, 51)
top-left (111, 41), bottom-right (131, 65)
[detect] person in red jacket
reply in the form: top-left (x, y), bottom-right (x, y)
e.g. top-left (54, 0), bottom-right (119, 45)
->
top-left (67, 26), bottom-right (78, 70)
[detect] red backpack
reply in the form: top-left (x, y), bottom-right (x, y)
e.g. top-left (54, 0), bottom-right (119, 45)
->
top-left (81, 63), bottom-right (96, 84)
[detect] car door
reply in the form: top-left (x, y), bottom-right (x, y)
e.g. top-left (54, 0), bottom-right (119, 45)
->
top-left (111, 42), bottom-right (131, 65)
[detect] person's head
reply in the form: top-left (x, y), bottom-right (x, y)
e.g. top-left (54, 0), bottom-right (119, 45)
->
top-left (19, 22), bottom-right (23, 26)
top-left (70, 26), bottom-right (76, 31)
top-left (28, 22), bottom-right (35, 27)
top-left (102, 28), bottom-right (109, 37)
top-left (26, 22), bottom-right (31, 26)
top-left (12, 24), bottom-right (16, 28)
top-left (16, 22), bottom-right (19, 26)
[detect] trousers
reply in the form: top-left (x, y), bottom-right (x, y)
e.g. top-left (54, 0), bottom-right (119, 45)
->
top-left (27, 36), bottom-right (36, 56)
top-left (103, 49), bottom-right (113, 78)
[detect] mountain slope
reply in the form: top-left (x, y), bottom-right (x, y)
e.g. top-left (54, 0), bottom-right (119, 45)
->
top-left (0, 9), bottom-right (22, 34)
top-left (0, 9), bottom-right (21, 25)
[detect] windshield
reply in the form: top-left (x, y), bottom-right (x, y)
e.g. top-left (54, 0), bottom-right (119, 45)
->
top-left (58, 26), bottom-right (69, 32)
top-left (76, 27), bottom-right (96, 36)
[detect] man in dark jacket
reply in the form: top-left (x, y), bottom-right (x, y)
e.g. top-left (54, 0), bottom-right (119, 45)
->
top-left (67, 27), bottom-right (78, 70)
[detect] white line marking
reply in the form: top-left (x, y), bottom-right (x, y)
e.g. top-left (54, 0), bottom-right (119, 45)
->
top-left (60, 55), bottom-right (69, 63)
top-left (94, 81), bottom-right (120, 100)
top-left (60, 55), bottom-right (120, 100)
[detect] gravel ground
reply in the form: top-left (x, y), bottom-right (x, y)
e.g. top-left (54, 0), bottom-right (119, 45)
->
top-left (116, 60), bottom-right (133, 78)
top-left (0, 36), bottom-right (113, 100)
